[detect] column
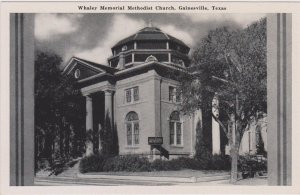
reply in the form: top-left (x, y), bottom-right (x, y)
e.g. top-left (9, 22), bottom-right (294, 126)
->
top-left (104, 90), bottom-right (113, 123)
top-left (267, 14), bottom-right (292, 185)
top-left (134, 41), bottom-right (137, 49)
top-left (168, 53), bottom-right (171, 63)
top-left (86, 95), bottom-right (93, 130)
top-left (85, 95), bottom-right (93, 156)
top-left (212, 94), bottom-right (221, 155)
top-left (132, 53), bottom-right (135, 63)
top-left (10, 13), bottom-right (35, 186)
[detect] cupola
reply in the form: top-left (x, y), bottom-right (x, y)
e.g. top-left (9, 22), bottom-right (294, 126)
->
top-left (108, 24), bottom-right (190, 69)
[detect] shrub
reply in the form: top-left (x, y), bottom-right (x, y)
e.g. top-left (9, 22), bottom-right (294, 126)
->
top-left (79, 153), bottom-right (231, 173)
top-left (150, 159), bottom-right (182, 171)
top-left (209, 155), bottom-right (231, 170)
top-left (103, 155), bottom-right (150, 172)
top-left (238, 154), bottom-right (267, 178)
top-left (150, 157), bottom-right (207, 171)
top-left (79, 152), bottom-right (109, 173)
top-left (36, 158), bottom-right (50, 172)
top-left (174, 157), bottom-right (203, 170)
top-left (150, 159), bottom-right (166, 171)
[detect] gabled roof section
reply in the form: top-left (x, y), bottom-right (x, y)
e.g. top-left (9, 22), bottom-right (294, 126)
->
top-left (74, 57), bottom-right (117, 74)
top-left (62, 57), bottom-right (117, 82)
top-left (63, 57), bottom-right (117, 75)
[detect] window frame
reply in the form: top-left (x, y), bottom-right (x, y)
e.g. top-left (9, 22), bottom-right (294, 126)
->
top-left (125, 112), bottom-right (140, 147)
top-left (169, 86), bottom-right (181, 103)
top-left (169, 111), bottom-right (183, 146)
top-left (125, 86), bottom-right (139, 104)
top-left (122, 45), bottom-right (128, 51)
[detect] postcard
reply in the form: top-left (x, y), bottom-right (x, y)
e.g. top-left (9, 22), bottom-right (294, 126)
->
top-left (0, 0), bottom-right (299, 194)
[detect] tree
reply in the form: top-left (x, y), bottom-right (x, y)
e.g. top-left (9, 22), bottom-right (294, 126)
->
top-left (179, 18), bottom-right (267, 182)
top-left (35, 51), bottom-right (85, 170)
top-left (194, 119), bottom-right (211, 160)
top-left (100, 111), bottom-right (119, 156)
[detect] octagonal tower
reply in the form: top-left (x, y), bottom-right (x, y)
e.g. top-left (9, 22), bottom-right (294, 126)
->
top-left (108, 26), bottom-right (190, 70)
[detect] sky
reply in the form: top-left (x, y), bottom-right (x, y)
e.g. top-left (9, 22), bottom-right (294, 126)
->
top-left (35, 13), bottom-right (266, 66)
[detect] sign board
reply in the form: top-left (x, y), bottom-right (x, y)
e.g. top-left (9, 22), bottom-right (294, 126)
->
top-left (148, 137), bottom-right (163, 145)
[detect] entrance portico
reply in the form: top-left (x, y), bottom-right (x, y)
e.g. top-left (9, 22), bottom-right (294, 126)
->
top-left (81, 81), bottom-right (115, 156)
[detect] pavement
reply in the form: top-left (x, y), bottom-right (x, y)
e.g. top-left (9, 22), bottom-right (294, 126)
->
top-left (35, 172), bottom-right (233, 186)
top-left (35, 173), bottom-right (268, 186)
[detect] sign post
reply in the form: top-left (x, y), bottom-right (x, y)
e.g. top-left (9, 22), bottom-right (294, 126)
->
top-left (148, 137), bottom-right (163, 160)
top-left (148, 137), bottom-right (163, 145)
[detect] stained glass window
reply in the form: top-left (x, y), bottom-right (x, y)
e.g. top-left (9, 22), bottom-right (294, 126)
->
top-left (126, 89), bottom-right (131, 103)
top-left (170, 122), bottom-right (175, 145)
top-left (169, 111), bottom-right (182, 146)
top-left (127, 123), bottom-right (132, 145)
top-left (133, 87), bottom-right (139, 101)
top-left (125, 87), bottom-right (139, 103)
top-left (125, 112), bottom-right (139, 146)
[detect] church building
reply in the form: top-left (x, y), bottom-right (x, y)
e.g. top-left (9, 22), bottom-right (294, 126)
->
top-left (63, 25), bottom-right (221, 159)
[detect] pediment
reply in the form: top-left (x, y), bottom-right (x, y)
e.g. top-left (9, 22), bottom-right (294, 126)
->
top-left (63, 57), bottom-right (116, 81)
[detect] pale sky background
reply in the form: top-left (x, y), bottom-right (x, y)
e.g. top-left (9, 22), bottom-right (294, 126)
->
top-left (35, 13), bottom-right (266, 66)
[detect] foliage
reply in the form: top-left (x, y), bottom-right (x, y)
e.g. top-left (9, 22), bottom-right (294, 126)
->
top-left (35, 51), bottom-right (86, 171)
top-left (79, 152), bottom-right (109, 173)
top-left (102, 155), bottom-right (150, 172)
top-left (178, 18), bottom-right (267, 180)
top-left (150, 159), bottom-right (181, 171)
top-left (180, 17), bottom-right (266, 127)
top-left (100, 112), bottom-right (119, 155)
top-left (79, 154), bottom-right (230, 173)
top-left (194, 119), bottom-right (211, 160)
top-left (238, 154), bottom-right (267, 178)
top-left (47, 158), bottom-right (80, 176)
top-left (209, 155), bottom-right (231, 170)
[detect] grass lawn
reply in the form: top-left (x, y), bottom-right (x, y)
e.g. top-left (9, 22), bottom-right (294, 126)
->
top-left (87, 169), bottom-right (229, 178)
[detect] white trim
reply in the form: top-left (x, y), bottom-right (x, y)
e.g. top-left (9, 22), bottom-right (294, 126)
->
top-left (115, 61), bottom-right (186, 76)
top-left (66, 57), bottom-right (104, 75)
top-left (77, 72), bottom-right (111, 83)
top-left (134, 41), bottom-right (137, 49)
top-left (124, 86), bottom-right (139, 104)
top-left (117, 100), bottom-right (147, 108)
top-left (169, 116), bottom-right (184, 147)
top-left (74, 69), bottom-right (81, 79)
top-left (161, 76), bottom-right (180, 86)
top-left (81, 81), bottom-right (115, 96)
top-left (108, 49), bottom-right (173, 60)
top-left (168, 85), bottom-right (182, 103)
top-left (125, 117), bottom-right (140, 147)
top-left (116, 73), bottom-right (160, 90)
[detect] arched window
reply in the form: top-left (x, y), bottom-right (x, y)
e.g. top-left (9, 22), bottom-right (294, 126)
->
top-left (169, 111), bottom-right (182, 145)
top-left (125, 112), bottom-right (139, 146)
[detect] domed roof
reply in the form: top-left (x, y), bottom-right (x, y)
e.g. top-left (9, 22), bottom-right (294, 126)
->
top-left (112, 26), bottom-right (189, 50)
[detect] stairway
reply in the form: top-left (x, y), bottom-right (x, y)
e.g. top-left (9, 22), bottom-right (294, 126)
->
top-left (151, 145), bottom-right (169, 159)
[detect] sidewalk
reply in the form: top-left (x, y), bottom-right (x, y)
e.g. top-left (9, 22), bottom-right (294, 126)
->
top-left (36, 163), bottom-right (267, 186)
top-left (78, 170), bottom-right (231, 184)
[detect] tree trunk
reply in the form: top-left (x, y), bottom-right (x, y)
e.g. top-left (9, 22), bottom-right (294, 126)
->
top-left (229, 113), bottom-right (238, 183)
top-left (231, 146), bottom-right (238, 183)
top-left (65, 125), bottom-right (70, 159)
top-left (59, 123), bottom-right (64, 158)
